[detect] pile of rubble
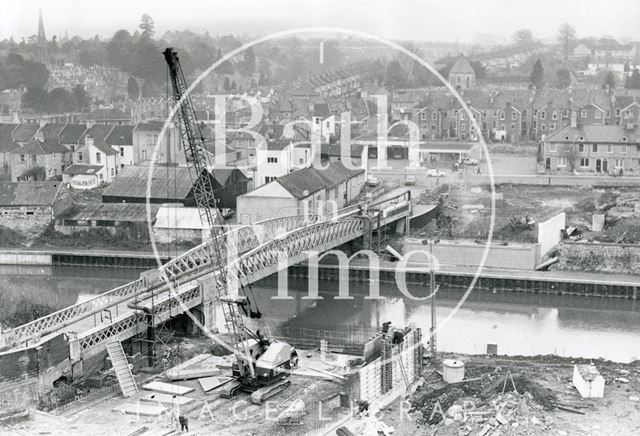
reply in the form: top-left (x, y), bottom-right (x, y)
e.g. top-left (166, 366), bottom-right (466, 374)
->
top-left (410, 371), bottom-right (559, 436)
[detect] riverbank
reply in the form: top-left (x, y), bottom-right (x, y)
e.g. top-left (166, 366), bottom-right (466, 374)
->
top-left (0, 248), bottom-right (174, 267)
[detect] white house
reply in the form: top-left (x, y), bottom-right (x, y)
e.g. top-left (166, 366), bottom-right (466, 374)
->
top-left (237, 160), bottom-right (365, 224)
top-left (106, 125), bottom-right (135, 169)
top-left (254, 140), bottom-right (313, 188)
top-left (71, 135), bottom-right (119, 184)
top-left (153, 205), bottom-right (211, 244)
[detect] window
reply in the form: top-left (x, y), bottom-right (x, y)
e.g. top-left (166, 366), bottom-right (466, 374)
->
top-left (592, 144), bottom-right (598, 153)
top-left (580, 158), bottom-right (590, 167)
top-left (607, 144), bottom-right (613, 153)
top-left (299, 158), bottom-right (304, 164)
top-left (548, 143), bottom-right (556, 152)
top-left (70, 145), bottom-right (75, 152)
top-left (264, 176), bottom-right (276, 184)
top-left (563, 109), bottom-right (569, 117)
top-left (581, 110), bottom-right (587, 118)
top-left (552, 112), bottom-right (557, 120)
top-left (78, 152), bottom-right (83, 162)
top-left (533, 110), bottom-right (538, 117)
top-left (500, 112), bottom-right (505, 120)
top-left (540, 111), bottom-right (546, 120)
top-left (606, 110), bottom-right (611, 117)
top-left (430, 124), bottom-right (436, 131)
top-left (146, 134), bottom-right (158, 147)
top-left (461, 122), bottom-right (467, 131)
top-left (20, 154), bottom-right (25, 162)
top-left (142, 150), bottom-right (147, 160)
top-left (96, 152), bottom-right (101, 163)
top-left (32, 154), bottom-right (36, 163)
top-left (616, 108), bottom-right (621, 117)
top-left (420, 111), bottom-right (427, 120)
top-left (558, 156), bottom-right (567, 167)
top-left (595, 111), bottom-right (602, 119)
top-left (541, 124), bottom-right (546, 131)
top-left (110, 168), bottom-right (114, 177)
top-left (120, 147), bottom-right (124, 157)
top-left (579, 144), bottom-right (585, 153)
top-left (510, 123), bottom-right (515, 130)
top-left (432, 112), bottom-right (437, 120)
top-left (550, 123), bottom-right (556, 130)
top-left (522, 110), bottom-right (527, 117)
top-left (267, 157), bottom-right (278, 163)
top-left (622, 145), bottom-right (627, 154)
top-left (25, 211), bottom-right (35, 216)
top-left (615, 158), bottom-right (624, 168)
top-left (512, 112), bottom-right (517, 121)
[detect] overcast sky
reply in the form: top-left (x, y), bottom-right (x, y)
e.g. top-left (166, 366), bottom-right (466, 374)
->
top-left (2, 0), bottom-right (639, 44)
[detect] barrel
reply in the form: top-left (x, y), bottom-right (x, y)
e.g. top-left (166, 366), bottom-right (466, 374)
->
top-left (442, 359), bottom-right (465, 383)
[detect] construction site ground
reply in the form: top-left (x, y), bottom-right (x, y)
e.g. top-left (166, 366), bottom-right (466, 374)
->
top-left (376, 354), bottom-right (640, 436)
top-left (415, 183), bottom-right (640, 244)
top-left (3, 334), bottom-right (640, 436)
top-left (1, 337), bottom-right (354, 436)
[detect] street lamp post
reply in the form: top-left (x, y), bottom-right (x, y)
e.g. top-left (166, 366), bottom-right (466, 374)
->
top-left (429, 240), bottom-right (438, 358)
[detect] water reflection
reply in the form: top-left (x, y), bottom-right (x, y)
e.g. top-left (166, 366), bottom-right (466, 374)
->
top-left (253, 277), bottom-right (640, 363)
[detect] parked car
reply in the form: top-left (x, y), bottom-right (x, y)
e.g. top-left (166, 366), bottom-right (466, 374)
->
top-left (404, 175), bottom-right (416, 185)
top-left (221, 208), bottom-right (234, 219)
top-left (366, 176), bottom-right (381, 187)
top-left (460, 157), bottom-right (479, 166)
top-left (426, 169), bottom-right (446, 177)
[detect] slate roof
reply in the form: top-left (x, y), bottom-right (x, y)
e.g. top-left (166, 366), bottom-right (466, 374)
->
top-left (545, 125), bottom-right (640, 143)
top-left (276, 161), bottom-right (364, 199)
top-left (212, 167), bottom-right (247, 185)
top-left (449, 55), bottom-right (475, 75)
top-left (0, 181), bottom-right (61, 206)
top-left (12, 124), bottom-right (39, 143)
top-left (40, 123), bottom-right (67, 140)
top-left (102, 166), bottom-right (200, 201)
top-left (59, 124), bottom-right (87, 144)
top-left (80, 124), bottom-right (115, 147)
top-left (14, 139), bottom-right (67, 155)
top-left (313, 103), bottom-right (331, 118)
top-left (277, 168), bottom-right (331, 199)
top-left (0, 124), bottom-right (18, 153)
top-left (105, 125), bottom-right (133, 146)
top-left (61, 202), bottom-right (158, 222)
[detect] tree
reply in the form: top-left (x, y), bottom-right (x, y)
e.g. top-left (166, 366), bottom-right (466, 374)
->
top-left (556, 69), bottom-right (571, 88)
top-left (21, 86), bottom-right (48, 111)
top-left (558, 23), bottom-right (576, 63)
top-left (223, 76), bottom-right (231, 92)
top-left (139, 14), bottom-right (155, 39)
top-left (530, 59), bottom-right (544, 88)
top-left (47, 88), bottom-right (77, 113)
top-left (72, 85), bottom-right (90, 111)
top-left (513, 29), bottom-right (535, 46)
top-left (243, 47), bottom-right (256, 76)
top-left (127, 77), bottom-right (139, 100)
top-left (384, 59), bottom-right (407, 88)
top-left (602, 71), bottom-right (616, 90)
top-left (625, 69), bottom-right (640, 89)
top-left (470, 61), bottom-right (487, 81)
top-left (559, 143), bottom-right (579, 172)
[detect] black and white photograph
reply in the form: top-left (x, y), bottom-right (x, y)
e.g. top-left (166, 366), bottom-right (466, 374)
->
top-left (1, 1), bottom-right (640, 434)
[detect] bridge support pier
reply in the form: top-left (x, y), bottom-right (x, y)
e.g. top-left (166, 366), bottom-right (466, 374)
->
top-left (198, 275), bottom-right (222, 334)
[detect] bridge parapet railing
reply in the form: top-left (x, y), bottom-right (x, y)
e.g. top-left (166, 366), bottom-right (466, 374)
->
top-left (1, 279), bottom-right (146, 350)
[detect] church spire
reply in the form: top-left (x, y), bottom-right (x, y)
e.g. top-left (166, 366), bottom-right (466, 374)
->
top-left (37, 8), bottom-right (46, 44)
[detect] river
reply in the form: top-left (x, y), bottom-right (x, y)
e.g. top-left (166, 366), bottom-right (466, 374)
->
top-left (1, 266), bottom-right (639, 363)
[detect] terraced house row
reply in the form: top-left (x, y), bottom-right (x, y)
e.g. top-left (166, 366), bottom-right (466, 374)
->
top-left (0, 121), bottom-right (184, 187)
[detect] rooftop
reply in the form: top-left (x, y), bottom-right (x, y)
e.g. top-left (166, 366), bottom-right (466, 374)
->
top-left (0, 181), bottom-right (61, 207)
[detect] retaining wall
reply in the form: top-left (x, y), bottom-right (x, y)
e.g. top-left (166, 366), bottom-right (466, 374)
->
top-left (404, 238), bottom-right (540, 270)
top-left (556, 242), bottom-right (640, 275)
top-left (467, 174), bottom-right (640, 187)
top-left (0, 251), bottom-right (52, 265)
